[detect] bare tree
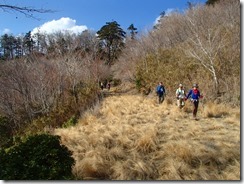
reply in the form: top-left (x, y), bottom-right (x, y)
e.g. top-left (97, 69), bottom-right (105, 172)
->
top-left (182, 0), bottom-right (240, 94)
top-left (0, 3), bottom-right (54, 20)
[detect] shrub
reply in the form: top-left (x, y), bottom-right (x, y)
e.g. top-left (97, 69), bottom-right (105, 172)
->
top-left (0, 116), bottom-right (13, 148)
top-left (202, 102), bottom-right (230, 118)
top-left (113, 78), bottom-right (122, 86)
top-left (62, 115), bottom-right (78, 128)
top-left (0, 134), bottom-right (74, 180)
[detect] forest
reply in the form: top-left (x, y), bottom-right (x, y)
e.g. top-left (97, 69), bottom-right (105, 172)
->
top-left (0, 0), bottom-right (240, 180)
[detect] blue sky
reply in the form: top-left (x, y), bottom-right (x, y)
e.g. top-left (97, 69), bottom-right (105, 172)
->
top-left (0, 0), bottom-right (207, 36)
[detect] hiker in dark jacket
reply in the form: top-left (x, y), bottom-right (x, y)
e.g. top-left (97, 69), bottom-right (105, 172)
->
top-left (156, 82), bottom-right (166, 104)
top-left (186, 83), bottom-right (203, 119)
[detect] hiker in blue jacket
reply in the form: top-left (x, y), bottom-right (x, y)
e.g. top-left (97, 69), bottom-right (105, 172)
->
top-left (186, 83), bottom-right (203, 119)
top-left (156, 82), bottom-right (166, 104)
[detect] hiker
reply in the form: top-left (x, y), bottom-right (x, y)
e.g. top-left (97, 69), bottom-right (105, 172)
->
top-left (156, 82), bottom-right (166, 104)
top-left (107, 81), bottom-right (111, 91)
top-left (100, 82), bottom-right (104, 90)
top-left (186, 83), bottom-right (203, 119)
top-left (176, 83), bottom-right (186, 108)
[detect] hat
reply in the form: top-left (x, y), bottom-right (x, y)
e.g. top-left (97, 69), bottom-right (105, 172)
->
top-left (193, 83), bottom-right (198, 88)
top-left (179, 84), bottom-right (183, 87)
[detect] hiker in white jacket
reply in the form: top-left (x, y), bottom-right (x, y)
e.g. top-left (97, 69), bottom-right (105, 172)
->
top-left (176, 84), bottom-right (186, 108)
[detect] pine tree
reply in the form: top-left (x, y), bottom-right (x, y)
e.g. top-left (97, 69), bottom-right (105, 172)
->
top-left (97, 21), bottom-right (126, 65)
top-left (206, 0), bottom-right (220, 5)
top-left (127, 24), bottom-right (138, 40)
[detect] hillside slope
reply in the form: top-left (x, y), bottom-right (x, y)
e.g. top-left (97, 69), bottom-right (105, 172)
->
top-left (54, 90), bottom-right (240, 180)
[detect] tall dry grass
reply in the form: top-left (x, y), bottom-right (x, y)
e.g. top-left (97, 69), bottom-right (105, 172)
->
top-left (54, 94), bottom-right (240, 180)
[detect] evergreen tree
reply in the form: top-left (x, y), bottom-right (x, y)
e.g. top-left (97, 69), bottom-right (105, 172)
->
top-left (97, 21), bottom-right (126, 65)
top-left (23, 31), bottom-right (35, 54)
top-left (153, 11), bottom-right (165, 29)
top-left (15, 36), bottom-right (23, 58)
top-left (127, 24), bottom-right (138, 40)
top-left (0, 34), bottom-right (16, 60)
top-left (206, 0), bottom-right (220, 5)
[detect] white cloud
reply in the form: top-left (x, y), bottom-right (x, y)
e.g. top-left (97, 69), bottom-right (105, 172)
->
top-left (165, 8), bottom-right (174, 15)
top-left (32, 17), bottom-right (88, 35)
top-left (2, 28), bottom-right (11, 34)
top-left (154, 8), bottom-right (175, 25)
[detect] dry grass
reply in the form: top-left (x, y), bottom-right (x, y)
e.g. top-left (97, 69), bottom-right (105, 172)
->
top-left (54, 94), bottom-right (240, 180)
top-left (202, 102), bottom-right (232, 118)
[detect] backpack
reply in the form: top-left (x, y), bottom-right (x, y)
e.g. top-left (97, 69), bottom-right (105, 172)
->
top-left (176, 88), bottom-right (185, 99)
top-left (156, 85), bottom-right (165, 95)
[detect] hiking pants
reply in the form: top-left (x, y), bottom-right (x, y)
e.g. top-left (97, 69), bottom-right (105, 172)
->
top-left (158, 94), bottom-right (164, 104)
top-left (192, 100), bottom-right (199, 117)
top-left (177, 98), bottom-right (185, 108)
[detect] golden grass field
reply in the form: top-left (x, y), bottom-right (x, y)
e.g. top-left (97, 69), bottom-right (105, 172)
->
top-left (54, 89), bottom-right (240, 180)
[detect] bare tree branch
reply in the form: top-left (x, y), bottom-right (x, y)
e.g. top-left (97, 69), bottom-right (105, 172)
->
top-left (0, 4), bottom-right (55, 20)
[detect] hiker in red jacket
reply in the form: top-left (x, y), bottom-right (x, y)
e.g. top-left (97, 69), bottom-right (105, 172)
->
top-left (186, 84), bottom-right (203, 119)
